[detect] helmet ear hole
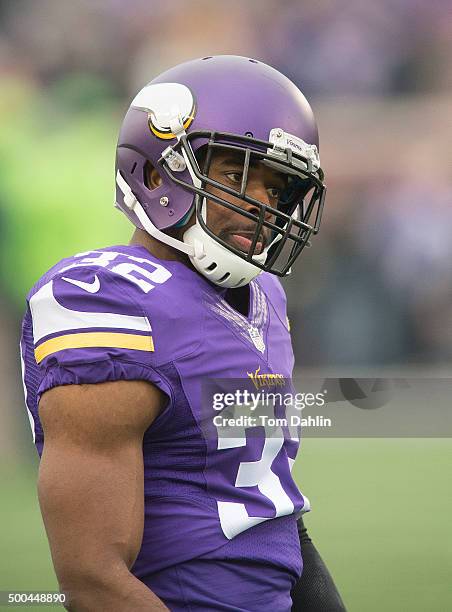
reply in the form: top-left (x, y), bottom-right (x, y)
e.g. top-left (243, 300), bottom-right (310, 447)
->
top-left (144, 161), bottom-right (163, 190)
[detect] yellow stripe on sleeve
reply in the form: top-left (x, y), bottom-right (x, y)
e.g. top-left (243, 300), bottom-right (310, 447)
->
top-left (35, 332), bottom-right (154, 364)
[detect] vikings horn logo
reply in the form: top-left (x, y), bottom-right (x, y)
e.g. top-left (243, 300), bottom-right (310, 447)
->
top-left (131, 82), bottom-right (196, 140)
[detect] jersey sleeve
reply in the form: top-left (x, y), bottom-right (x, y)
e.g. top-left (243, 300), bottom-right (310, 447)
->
top-left (27, 264), bottom-right (173, 404)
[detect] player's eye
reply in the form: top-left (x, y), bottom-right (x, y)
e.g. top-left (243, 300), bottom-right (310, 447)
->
top-left (224, 172), bottom-right (243, 184)
top-left (267, 187), bottom-right (282, 200)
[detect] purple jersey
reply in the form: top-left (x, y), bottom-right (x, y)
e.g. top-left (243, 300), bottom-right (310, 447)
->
top-left (20, 244), bottom-right (309, 610)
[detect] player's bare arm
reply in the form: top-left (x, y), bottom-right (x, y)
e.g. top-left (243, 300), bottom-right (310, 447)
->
top-left (38, 380), bottom-right (168, 611)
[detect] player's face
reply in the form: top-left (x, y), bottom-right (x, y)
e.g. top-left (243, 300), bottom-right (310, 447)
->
top-left (148, 151), bottom-right (287, 258)
top-left (202, 150), bottom-right (284, 255)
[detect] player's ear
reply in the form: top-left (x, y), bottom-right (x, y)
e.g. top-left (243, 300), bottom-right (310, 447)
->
top-left (144, 162), bottom-right (163, 190)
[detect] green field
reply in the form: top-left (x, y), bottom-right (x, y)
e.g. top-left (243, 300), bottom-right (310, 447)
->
top-left (1, 439), bottom-right (451, 611)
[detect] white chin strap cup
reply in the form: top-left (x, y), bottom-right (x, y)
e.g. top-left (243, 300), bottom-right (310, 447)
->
top-left (183, 222), bottom-right (266, 289)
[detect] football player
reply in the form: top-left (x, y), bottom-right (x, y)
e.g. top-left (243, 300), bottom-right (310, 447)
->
top-left (20, 56), bottom-right (346, 610)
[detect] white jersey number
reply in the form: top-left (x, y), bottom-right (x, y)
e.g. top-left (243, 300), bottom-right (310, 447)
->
top-left (214, 407), bottom-right (300, 540)
top-left (59, 250), bottom-right (172, 293)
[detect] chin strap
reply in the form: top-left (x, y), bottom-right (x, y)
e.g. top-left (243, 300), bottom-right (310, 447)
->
top-left (116, 170), bottom-right (195, 257)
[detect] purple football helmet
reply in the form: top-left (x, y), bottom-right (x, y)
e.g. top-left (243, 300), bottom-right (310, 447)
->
top-left (115, 55), bottom-right (326, 288)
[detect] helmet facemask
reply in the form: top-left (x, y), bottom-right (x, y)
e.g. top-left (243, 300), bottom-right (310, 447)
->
top-left (157, 130), bottom-right (326, 285)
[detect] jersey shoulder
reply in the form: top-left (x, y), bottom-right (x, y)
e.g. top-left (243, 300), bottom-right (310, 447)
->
top-left (26, 246), bottom-right (199, 371)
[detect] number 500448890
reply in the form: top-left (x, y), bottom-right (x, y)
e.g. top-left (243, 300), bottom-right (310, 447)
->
top-left (5, 592), bottom-right (66, 604)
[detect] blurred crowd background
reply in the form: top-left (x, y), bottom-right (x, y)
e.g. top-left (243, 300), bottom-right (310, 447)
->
top-left (0, 0), bottom-right (451, 449)
top-left (1, 2), bottom-right (451, 609)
